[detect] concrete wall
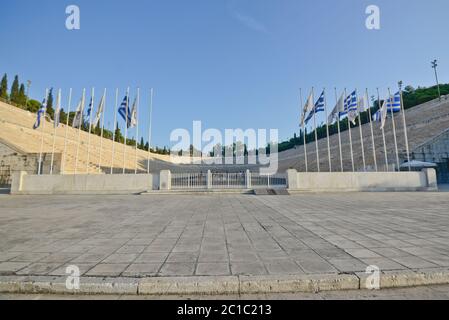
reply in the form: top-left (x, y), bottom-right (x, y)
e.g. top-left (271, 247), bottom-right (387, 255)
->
top-left (286, 169), bottom-right (438, 192)
top-left (11, 172), bottom-right (154, 195)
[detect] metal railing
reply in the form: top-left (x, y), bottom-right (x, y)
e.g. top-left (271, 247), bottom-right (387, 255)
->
top-left (171, 171), bottom-right (287, 190)
top-left (211, 172), bottom-right (246, 189)
top-left (171, 172), bottom-right (207, 189)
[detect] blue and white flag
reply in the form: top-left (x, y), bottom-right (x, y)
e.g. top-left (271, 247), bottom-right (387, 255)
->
top-left (373, 92), bottom-right (402, 129)
top-left (86, 96), bottom-right (94, 120)
top-left (33, 97), bottom-right (47, 130)
top-left (386, 92), bottom-right (401, 113)
top-left (372, 109), bottom-right (382, 122)
top-left (305, 90), bottom-right (325, 125)
top-left (118, 95), bottom-right (132, 127)
top-left (341, 90), bottom-right (358, 125)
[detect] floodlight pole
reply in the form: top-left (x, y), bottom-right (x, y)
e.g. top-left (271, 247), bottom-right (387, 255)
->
top-left (431, 59), bottom-right (441, 101)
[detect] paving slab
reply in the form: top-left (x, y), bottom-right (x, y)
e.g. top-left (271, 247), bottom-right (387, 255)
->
top-left (1, 193), bottom-right (449, 295)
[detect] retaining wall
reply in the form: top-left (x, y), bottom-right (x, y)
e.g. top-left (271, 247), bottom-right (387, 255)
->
top-left (286, 169), bottom-right (438, 192)
top-left (11, 172), bottom-right (154, 195)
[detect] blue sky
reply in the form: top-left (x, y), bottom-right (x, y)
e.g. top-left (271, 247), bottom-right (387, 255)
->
top-left (1, 0), bottom-right (448, 148)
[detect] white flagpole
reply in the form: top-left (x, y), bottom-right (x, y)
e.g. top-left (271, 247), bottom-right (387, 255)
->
top-left (345, 89), bottom-right (355, 172)
top-left (123, 87), bottom-right (130, 174)
top-left (147, 88), bottom-right (154, 174)
top-left (377, 88), bottom-right (389, 171)
top-left (388, 87), bottom-right (400, 171)
top-left (98, 88), bottom-right (107, 173)
top-left (312, 88), bottom-right (320, 172)
top-left (38, 88), bottom-right (49, 175)
top-left (111, 88), bottom-right (118, 174)
top-left (300, 88), bottom-right (308, 173)
top-left (356, 90), bottom-right (366, 171)
top-left (50, 88), bottom-right (61, 175)
top-left (86, 88), bottom-right (95, 174)
top-left (334, 88), bottom-right (344, 172)
top-left (135, 88), bottom-right (140, 175)
top-left (61, 88), bottom-right (72, 174)
top-left (324, 88), bottom-right (332, 172)
top-left (366, 89), bottom-right (378, 172)
top-left (297, 89), bottom-right (303, 172)
top-left (399, 87), bottom-right (411, 171)
top-left (75, 88), bottom-right (86, 175)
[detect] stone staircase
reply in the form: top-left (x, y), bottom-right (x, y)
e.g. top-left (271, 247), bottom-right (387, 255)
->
top-left (278, 96), bottom-right (449, 172)
top-left (0, 101), bottom-right (171, 174)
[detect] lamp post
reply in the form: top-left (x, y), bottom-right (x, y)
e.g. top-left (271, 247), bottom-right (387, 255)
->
top-left (431, 59), bottom-right (441, 101)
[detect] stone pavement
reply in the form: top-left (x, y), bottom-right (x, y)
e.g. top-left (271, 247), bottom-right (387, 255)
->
top-left (1, 193), bottom-right (449, 280)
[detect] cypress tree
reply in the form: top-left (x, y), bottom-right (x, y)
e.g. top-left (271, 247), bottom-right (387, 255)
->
top-left (115, 123), bottom-right (122, 142)
top-left (46, 88), bottom-right (54, 119)
top-left (18, 84), bottom-right (27, 106)
top-left (10, 75), bottom-right (20, 103)
top-left (0, 74), bottom-right (8, 99)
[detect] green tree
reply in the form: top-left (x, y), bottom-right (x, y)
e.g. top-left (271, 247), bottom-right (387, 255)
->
top-left (59, 109), bottom-right (68, 126)
top-left (139, 137), bottom-right (145, 149)
top-left (114, 123), bottom-right (123, 143)
top-left (46, 88), bottom-right (55, 119)
top-left (17, 84), bottom-right (27, 107)
top-left (0, 74), bottom-right (8, 99)
top-left (10, 75), bottom-right (20, 103)
top-left (26, 99), bottom-right (41, 113)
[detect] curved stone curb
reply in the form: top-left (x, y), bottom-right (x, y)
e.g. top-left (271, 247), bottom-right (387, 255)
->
top-left (139, 276), bottom-right (239, 295)
top-left (358, 268), bottom-right (449, 290)
top-left (1, 269), bottom-right (449, 296)
top-left (238, 274), bottom-right (359, 294)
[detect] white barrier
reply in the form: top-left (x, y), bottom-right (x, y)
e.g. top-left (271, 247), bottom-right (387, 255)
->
top-left (10, 169), bottom-right (438, 195)
top-left (11, 172), bottom-right (153, 195)
top-left (286, 169), bottom-right (438, 192)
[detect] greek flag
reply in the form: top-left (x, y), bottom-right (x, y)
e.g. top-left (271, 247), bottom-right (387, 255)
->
top-left (373, 92), bottom-right (402, 129)
top-left (341, 90), bottom-right (358, 124)
top-left (386, 92), bottom-right (401, 113)
top-left (372, 109), bottom-right (382, 122)
top-left (118, 95), bottom-right (132, 127)
top-left (305, 90), bottom-right (325, 125)
top-left (33, 97), bottom-right (47, 129)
